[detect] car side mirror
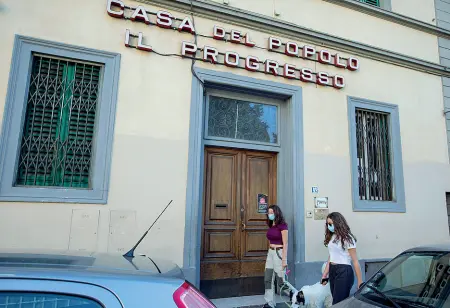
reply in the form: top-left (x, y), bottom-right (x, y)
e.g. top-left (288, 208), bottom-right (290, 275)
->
top-left (372, 272), bottom-right (387, 289)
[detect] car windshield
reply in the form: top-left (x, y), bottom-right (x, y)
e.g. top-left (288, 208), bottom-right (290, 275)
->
top-left (357, 251), bottom-right (450, 308)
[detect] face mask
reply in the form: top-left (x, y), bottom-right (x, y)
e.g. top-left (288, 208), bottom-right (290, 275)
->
top-left (268, 214), bottom-right (275, 221)
top-left (327, 224), bottom-right (335, 233)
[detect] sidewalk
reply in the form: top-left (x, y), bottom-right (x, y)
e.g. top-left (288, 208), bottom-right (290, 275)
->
top-left (211, 295), bottom-right (291, 308)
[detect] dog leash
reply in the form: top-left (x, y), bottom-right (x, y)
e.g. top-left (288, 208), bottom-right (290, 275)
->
top-left (278, 269), bottom-right (295, 308)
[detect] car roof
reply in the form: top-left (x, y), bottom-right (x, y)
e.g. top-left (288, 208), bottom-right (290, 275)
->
top-left (0, 249), bottom-right (182, 279)
top-left (402, 244), bottom-right (450, 253)
top-left (0, 250), bottom-right (186, 306)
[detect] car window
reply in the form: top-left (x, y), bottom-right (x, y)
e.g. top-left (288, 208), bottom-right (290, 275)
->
top-left (358, 252), bottom-right (450, 308)
top-left (0, 292), bottom-right (103, 308)
top-left (384, 255), bottom-right (433, 291)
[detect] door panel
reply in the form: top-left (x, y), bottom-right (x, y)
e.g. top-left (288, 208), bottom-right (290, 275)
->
top-left (241, 152), bottom-right (277, 260)
top-left (204, 151), bottom-right (238, 226)
top-left (242, 231), bottom-right (269, 257)
top-left (201, 148), bottom-right (240, 281)
top-left (201, 147), bottom-right (277, 298)
top-left (203, 230), bottom-right (236, 259)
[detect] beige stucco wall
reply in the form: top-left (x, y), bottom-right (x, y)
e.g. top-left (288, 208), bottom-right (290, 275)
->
top-left (303, 58), bottom-right (450, 261)
top-left (0, 0), bottom-right (192, 265)
top-left (209, 0), bottom-right (439, 63)
top-left (0, 0), bottom-right (449, 269)
top-left (210, 0), bottom-right (438, 26)
top-left (392, 0), bottom-right (437, 25)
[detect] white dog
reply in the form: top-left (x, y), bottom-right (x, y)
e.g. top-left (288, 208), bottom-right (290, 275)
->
top-left (290, 263), bottom-right (333, 308)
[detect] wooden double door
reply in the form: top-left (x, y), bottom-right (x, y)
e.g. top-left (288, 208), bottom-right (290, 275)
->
top-left (200, 147), bottom-right (277, 299)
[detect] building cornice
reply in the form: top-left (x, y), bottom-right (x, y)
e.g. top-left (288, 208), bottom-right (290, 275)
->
top-left (139, 0), bottom-right (450, 77)
top-left (322, 0), bottom-right (450, 40)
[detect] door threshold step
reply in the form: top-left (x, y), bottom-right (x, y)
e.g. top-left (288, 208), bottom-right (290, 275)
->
top-left (211, 295), bottom-right (291, 308)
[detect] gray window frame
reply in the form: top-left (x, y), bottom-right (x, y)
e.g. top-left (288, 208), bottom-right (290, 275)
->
top-left (0, 35), bottom-right (120, 204)
top-left (348, 97), bottom-right (405, 212)
top-left (379, 0), bottom-right (392, 10)
top-left (204, 91), bottom-right (282, 148)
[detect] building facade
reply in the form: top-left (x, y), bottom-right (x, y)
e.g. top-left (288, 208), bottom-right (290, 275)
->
top-left (0, 0), bottom-right (450, 299)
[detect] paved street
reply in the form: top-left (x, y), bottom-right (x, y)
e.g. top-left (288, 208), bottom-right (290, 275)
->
top-left (212, 295), bottom-right (291, 308)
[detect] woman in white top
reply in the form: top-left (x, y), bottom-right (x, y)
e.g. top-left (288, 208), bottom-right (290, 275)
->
top-left (321, 212), bottom-right (363, 305)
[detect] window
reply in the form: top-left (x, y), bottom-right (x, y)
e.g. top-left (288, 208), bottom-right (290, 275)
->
top-left (17, 55), bottom-right (100, 188)
top-left (0, 35), bottom-right (120, 203)
top-left (324, 0), bottom-right (391, 13)
top-left (205, 94), bottom-right (279, 146)
top-left (355, 109), bottom-right (392, 201)
top-left (0, 292), bottom-right (103, 308)
top-left (348, 97), bottom-right (405, 212)
top-left (357, 0), bottom-right (392, 10)
top-left (358, 0), bottom-right (380, 6)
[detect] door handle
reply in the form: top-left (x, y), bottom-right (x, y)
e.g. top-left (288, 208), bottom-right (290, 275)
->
top-left (241, 221), bottom-right (246, 232)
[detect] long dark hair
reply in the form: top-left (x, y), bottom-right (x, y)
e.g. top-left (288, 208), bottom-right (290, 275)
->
top-left (324, 212), bottom-right (356, 249)
top-left (267, 205), bottom-right (286, 227)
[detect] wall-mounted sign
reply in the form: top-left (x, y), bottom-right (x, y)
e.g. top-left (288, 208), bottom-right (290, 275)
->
top-left (107, 0), bottom-right (360, 90)
top-left (257, 194), bottom-right (268, 214)
top-left (314, 209), bottom-right (329, 220)
top-left (311, 186), bottom-right (319, 194)
top-left (315, 197), bottom-right (328, 209)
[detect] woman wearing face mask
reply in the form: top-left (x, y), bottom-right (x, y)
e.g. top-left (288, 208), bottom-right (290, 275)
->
top-left (321, 212), bottom-right (363, 305)
top-left (263, 205), bottom-right (288, 308)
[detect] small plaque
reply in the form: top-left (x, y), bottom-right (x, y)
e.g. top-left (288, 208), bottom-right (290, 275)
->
top-left (257, 194), bottom-right (268, 214)
top-left (315, 197), bottom-right (328, 209)
top-left (314, 209), bottom-right (329, 220)
top-left (312, 186), bottom-right (319, 194)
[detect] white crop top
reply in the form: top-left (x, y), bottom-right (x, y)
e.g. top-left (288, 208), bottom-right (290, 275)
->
top-left (328, 235), bottom-right (356, 265)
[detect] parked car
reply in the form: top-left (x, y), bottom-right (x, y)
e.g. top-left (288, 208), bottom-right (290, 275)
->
top-left (0, 249), bottom-right (215, 307)
top-left (334, 244), bottom-right (450, 308)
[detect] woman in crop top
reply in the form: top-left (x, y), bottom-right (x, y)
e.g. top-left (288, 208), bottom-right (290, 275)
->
top-left (263, 205), bottom-right (288, 308)
top-left (321, 212), bottom-right (363, 305)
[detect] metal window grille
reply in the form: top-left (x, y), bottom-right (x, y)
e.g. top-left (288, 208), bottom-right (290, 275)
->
top-left (358, 0), bottom-right (380, 6)
top-left (15, 54), bottom-right (102, 188)
top-left (207, 96), bottom-right (279, 144)
top-left (355, 108), bottom-right (393, 201)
